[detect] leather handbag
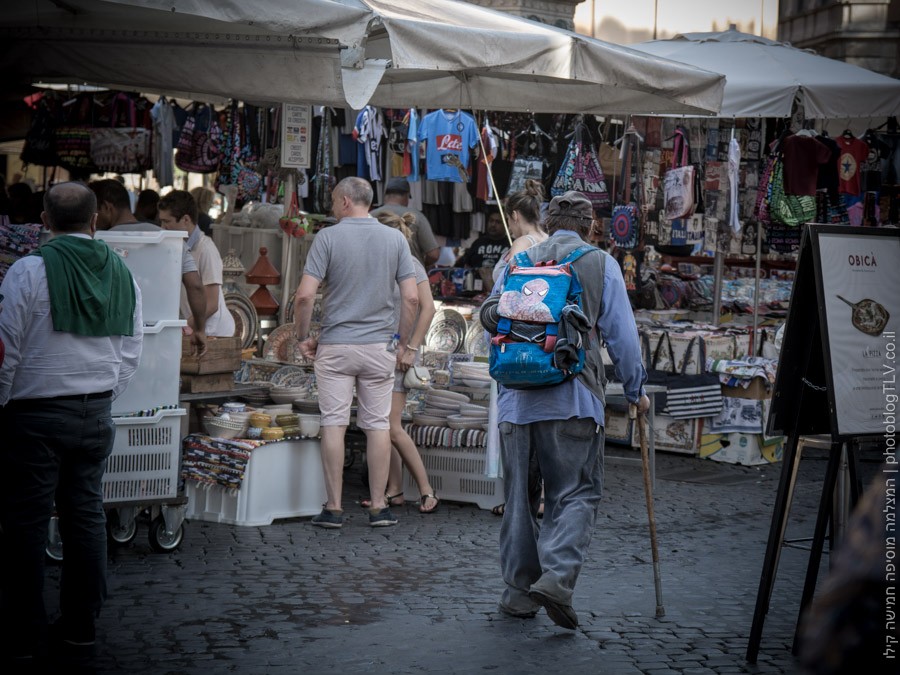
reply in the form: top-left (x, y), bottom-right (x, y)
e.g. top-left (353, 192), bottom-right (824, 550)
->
top-left (403, 365), bottom-right (432, 390)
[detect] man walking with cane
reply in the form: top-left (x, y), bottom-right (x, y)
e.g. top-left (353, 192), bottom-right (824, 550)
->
top-left (483, 191), bottom-right (648, 628)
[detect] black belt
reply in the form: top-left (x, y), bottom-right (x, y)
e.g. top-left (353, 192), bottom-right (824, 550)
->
top-left (9, 390), bottom-right (113, 406)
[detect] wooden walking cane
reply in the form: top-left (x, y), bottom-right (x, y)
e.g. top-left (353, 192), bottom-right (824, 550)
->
top-left (630, 403), bottom-right (665, 618)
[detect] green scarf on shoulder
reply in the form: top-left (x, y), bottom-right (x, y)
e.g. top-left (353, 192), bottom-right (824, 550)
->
top-left (32, 234), bottom-right (137, 336)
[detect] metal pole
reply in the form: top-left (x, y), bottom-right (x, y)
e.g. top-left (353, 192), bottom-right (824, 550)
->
top-left (712, 252), bottom-right (724, 326)
top-left (751, 219), bottom-right (762, 354)
top-left (653, 0), bottom-right (659, 40)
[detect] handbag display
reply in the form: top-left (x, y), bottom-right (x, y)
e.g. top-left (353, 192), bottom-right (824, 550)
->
top-left (659, 335), bottom-right (724, 419)
top-left (279, 191), bottom-right (308, 238)
top-left (403, 365), bottom-right (432, 390)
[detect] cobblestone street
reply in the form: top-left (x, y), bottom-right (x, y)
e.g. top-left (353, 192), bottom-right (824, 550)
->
top-left (44, 449), bottom-right (848, 674)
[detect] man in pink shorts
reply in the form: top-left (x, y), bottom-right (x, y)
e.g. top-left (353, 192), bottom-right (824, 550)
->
top-left (295, 177), bottom-right (419, 528)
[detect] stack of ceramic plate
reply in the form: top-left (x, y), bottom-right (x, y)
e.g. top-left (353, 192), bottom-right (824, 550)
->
top-left (414, 389), bottom-right (471, 426)
top-left (270, 385), bottom-right (307, 404)
top-left (453, 362), bottom-right (491, 388)
top-left (292, 398), bottom-right (321, 414)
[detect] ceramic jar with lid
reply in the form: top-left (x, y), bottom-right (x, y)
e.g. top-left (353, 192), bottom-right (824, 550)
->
top-left (250, 412), bottom-right (272, 429)
top-left (261, 426), bottom-right (285, 441)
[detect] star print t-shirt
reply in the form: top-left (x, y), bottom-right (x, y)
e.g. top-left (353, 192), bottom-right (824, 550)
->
top-left (836, 136), bottom-right (869, 196)
top-left (418, 109), bottom-right (479, 183)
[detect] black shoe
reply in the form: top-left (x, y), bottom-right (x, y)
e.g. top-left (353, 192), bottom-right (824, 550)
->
top-left (527, 589), bottom-right (578, 629)
top-left (49, 617), bottom-right (96, 663)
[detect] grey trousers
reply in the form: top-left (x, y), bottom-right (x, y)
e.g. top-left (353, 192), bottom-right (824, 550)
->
top-left (498, 418), bottom-right (604, 610)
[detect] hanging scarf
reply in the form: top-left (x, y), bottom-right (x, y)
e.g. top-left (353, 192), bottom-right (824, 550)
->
top-left (32, 235), bottom-right (136, 336)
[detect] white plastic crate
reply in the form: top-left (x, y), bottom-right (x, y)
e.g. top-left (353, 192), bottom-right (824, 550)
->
top-left (96, 230), bottom-right (186, 324)
top-left (103, 408), bottom-right (186, 504)
top-left (185, 439), bottom-right (326, 526)
top-left (112, 319), bottom-right (186, 415)
top-left (403, 446), bottom-right (505, 511)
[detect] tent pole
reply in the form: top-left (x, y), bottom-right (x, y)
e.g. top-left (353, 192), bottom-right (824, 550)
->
top-left (712, 253), bottom-right (724, 326)
top-left (751, 219), bottom-right (762, 355)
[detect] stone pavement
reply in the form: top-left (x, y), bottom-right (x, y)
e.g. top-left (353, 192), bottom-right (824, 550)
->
top-left (44, 446), bottom-right (860, 674)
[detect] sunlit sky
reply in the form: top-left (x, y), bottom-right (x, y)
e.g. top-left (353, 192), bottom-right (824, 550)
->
top-left (574, 0), bottom-right (779, 44)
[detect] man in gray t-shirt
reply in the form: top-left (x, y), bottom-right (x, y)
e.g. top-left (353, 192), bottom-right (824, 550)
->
top-left (294, 177), bottom-right (418, 529)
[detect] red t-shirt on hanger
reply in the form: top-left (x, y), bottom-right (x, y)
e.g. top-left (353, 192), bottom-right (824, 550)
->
top-left (782, 134), bottom-right (831, 196)
top-left (836, 135), bottom-right (869, 196)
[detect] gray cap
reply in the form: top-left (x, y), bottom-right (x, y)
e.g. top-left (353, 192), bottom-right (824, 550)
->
top-left (385, 177), bottom-right (410, 195)
top-left (548, 191), bottom-right (593, 220)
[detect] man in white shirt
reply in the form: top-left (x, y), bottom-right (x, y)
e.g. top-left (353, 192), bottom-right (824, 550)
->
top-left (0, 182), bottom-right (143, 665)
top-left (158, 190), bottom-right (235, 338)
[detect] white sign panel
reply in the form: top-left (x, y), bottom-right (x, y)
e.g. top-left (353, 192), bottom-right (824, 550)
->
top-left (817, 231), bottom-right (900, 435)
top-left (280, 104), bottom-right (311, 169)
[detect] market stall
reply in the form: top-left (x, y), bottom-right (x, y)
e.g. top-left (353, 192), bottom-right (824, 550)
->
top-left (3, 0), bottom-right (736, 524)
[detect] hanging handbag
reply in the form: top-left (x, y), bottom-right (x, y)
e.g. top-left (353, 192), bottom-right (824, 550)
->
top-left (90, 94), bottom-right (152, 174)
top-left (403, 365), bottom-right (432, 390)
top-left (609, 127), bottom-right (642, 249)
top-left (663, 126), bottom-right (695, 220)
top-left (175, 104), bottom-right (223, 173)
top-left (20, 98), bottom-right (58, 167)
top-left (507, 156), bottom-right (544, 195)
top-left (767, 154), bottom-right (816, 227)
top-left (551, 122), bottom-right (610, 211)
top-left (660, 335), bottom-right (724, 419)
top-left (596, 119), bottom-right (620, 179)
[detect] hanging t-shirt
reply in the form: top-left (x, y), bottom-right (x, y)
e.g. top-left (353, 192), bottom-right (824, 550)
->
top-left (418, 109), bottom-right (479, 183)
top-left (815, 135), bottom-right (841, 197)
top-left (836, 135), bottom-right (869, 196)
top-left (353, 106), bottom-right (384, 181)
top-left (781, 134), bottom-right (831, 196)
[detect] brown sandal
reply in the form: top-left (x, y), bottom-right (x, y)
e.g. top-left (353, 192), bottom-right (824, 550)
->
top-left (361, 492), bottom-right (405, 509)
top-left (491, 503), bottom-right (505, 517)
top-left (419, 494), bottom-right (440, 514)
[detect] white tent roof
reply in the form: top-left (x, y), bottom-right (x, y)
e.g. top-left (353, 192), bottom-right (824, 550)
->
top-left (632, 28), bottom-right (900, 119)
top-left (0, 0), bottom-right (724, 115)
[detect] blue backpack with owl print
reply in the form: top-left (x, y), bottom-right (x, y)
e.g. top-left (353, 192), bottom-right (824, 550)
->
top-left (481, 243), bottom-right (599, 389)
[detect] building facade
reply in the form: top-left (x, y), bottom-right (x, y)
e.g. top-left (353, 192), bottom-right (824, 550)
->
top-left (466, 0), bottom-right (581, 31)
top-left (778, 0), bottom-right (900, 78)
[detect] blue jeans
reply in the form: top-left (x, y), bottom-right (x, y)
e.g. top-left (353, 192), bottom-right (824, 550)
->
top-left (498, 418), bottom-right (604, 610)
top-left (0, 396), bottom-right (115, 655)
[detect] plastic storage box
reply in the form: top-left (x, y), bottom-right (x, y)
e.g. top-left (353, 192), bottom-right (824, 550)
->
top-left (96, 230), bottom-right (186, 324)
top-left (185, 439), bottom-right (326, 526)
top-left (112, 319), bottom-right (186, 415)
top-left (403, 446), bottom-right (504, 511)
top-left (103, 408), bottom-right (186, 504)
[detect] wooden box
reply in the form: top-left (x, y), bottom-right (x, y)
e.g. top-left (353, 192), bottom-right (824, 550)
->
top-left (180, 373), bottom-right (235, 394)
top-left (181, 336), bottom-right (242, 375)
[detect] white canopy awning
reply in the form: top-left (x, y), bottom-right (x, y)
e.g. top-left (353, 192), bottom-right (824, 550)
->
top-left (0, 0), bottom-right (725, 115)
top-left (632, 28), bottom-right (900, 119)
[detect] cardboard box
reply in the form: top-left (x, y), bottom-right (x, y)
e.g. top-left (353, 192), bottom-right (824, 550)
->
top-left (632, 412), bottom-right (699, 455)
top-left (605, 403), bottom-right (633, 445)
top-left (722, 377), bottom-right (772, 400)
top-left (180, 373), bottom-right (235, 394)
top-left (181, 336), bottom-right (242, 375)
top-left (700, 432), bottom-right (785, 466)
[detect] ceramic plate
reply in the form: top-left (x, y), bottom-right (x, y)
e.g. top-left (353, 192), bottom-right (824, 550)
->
top-left (225, 292), bottom-right (258, 350)
top-left (264, 324), bottom-right (308, 365)
top-left (425, 309), bottom-right (467, 354)
top-left (464, 316), bottom-right (489, 358)
top-left (271, 365), bottom-right (311, 388)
